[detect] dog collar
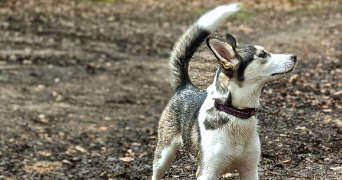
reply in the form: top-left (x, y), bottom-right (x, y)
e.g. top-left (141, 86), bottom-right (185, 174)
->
top-left (214, 100), bottom-right (257, 119)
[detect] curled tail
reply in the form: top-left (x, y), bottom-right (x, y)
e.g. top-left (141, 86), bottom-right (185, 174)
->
top-left (169, 3), bottom-right (240, 90)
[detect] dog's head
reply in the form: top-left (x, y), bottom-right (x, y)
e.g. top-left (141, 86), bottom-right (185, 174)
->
top-left (206, 34), bottom-right (296, 108)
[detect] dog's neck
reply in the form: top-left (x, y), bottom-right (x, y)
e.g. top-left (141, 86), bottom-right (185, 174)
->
top-left (228, 82), bottom-right (261, 109)
top-left (207, 68), bottom-right (262, 110)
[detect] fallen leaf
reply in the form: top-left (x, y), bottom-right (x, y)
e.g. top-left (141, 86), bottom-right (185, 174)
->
top-left (132, 142), bottom-right (141, 146)
top-left (333, 90), bottom-right (342, 95)
top-left (38, 114), bottom-right (46, 119)
top-left (38, 151), bottom-right (52, 157)
top-left (283, 159), bottom-right (291, 163)
top-left (330, 167), bottom-right (342, 172)
top-left (23, 161), bottom-right (61, 174)
top-left (119, 157), bottom-right (134, 162)
top-left (75, 146), bottom-right (88, 153)
top-left (55, 95), bottom-right (63, 102)
top-left (62, 160), bottom-right (74, 166)
top-left (323, 109), bottom-right (332, 112)
top-left (40, 119), bottom-right (49, 123)
top-left (323, 115), bottom-right (332, 123)
top-left (289, 74), bottom-right (299, 83)
top-left (149, 136), bottom-right (157, 139)
top-left (138, 152), bottom-right (147, 158)
top-left (295, 126), bottom-right (306, 130)
top-left (127, 149), bottom-right (133, 155)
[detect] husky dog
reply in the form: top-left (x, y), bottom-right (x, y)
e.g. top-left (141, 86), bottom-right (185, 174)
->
top-left (152, 3), bottom-right (296, 180)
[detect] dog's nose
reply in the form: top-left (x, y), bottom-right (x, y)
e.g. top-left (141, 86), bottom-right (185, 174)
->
top-left (291, 55), bottom-right (297, 63)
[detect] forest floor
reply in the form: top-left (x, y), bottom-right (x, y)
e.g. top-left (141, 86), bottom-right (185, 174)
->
top-left (0, 0), bottom-right (341, 179)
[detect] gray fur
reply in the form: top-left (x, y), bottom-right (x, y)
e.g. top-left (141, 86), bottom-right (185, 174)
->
top-left (153, 21), bottom-right (213, 179)
top-left (234, 46), bottom-right (257, 82)
top-left (153, 84), bottom-right (207, 179)
top-left (203, 106), bottom-right (230, 130)
top-left (176, 84), bottom-right (207, 160)
top-left (169, 25), bottom-right (210, 90)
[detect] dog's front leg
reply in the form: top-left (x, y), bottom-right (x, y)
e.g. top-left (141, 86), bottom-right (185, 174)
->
top-left (239, 168), bottom-right (259, 180)
top-left (197, 173), bottom-right (220, 180)
top-left (196, 167), bottom-right (221, 180)
top-left (238, 136), bottom-right (260, 180)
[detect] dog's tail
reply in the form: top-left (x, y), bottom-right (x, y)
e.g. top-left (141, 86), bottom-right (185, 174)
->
top-left (169, 3), bottom-right (240, 90)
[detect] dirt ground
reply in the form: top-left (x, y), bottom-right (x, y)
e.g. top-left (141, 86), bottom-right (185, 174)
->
top-left (0, 0), bottom-right (341, 179)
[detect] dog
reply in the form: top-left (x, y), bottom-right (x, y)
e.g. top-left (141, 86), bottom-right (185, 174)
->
top-left (152, 3), bottom-right (296, 180)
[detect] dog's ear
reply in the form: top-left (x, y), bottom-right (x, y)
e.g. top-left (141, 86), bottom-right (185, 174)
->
top-left (225, 34), bottom-right (237, 49)
top-left (207, 37), bottom-right (236, 70)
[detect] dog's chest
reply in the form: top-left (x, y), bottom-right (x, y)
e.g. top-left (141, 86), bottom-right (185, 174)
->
top-left (198, 100), bottom-right (259, 171)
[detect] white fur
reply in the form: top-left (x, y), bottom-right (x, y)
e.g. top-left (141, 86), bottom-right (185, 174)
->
top-left (244, 49), bottom-right (295, 83)
top-left (229, 47), bottom-right (295, 109)
top-left (198, 3), bottom-right (240, 32)
top-left (197, 80), bottom-right (260, 180)
top-left (229, 81), bottom-right (262, 109)
top-left (152, 134), bottom-right (181, 180)
top-left (267, 53), bottom-right (296, 76)
top-left (195, 46), bottom-right (295, 179)
top-left (254, 45), bottom-right (264, 50)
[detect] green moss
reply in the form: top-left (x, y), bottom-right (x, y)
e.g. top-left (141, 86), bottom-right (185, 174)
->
top-left (194, 8), bottom-right (208, 16)
top-left (76, 0), bottom-right (125, 3)
top-left (230, 8), bottom-right (255, 22)
top-left (295, 8), bottom-right (327, 16)
top-left (287, 0), bottom-right (303, 3)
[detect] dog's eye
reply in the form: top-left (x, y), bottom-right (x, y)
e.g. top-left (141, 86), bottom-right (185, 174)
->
top-left (258, 51), bottom-right (268, 58)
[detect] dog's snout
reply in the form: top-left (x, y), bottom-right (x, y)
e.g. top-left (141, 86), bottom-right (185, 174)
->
top-left (291, 55), bottom-right (297, 63)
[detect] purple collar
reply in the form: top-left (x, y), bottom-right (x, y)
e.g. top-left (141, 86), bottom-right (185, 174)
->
top-left (214, 100), bottom-right (257, 119)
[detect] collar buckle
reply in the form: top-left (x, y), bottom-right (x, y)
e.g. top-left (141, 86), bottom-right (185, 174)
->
top-left (214, 100), bottom-right (219, 109)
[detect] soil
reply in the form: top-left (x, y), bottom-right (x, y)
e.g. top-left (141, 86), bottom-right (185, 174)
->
top-left (0, 0), bottom-right (341, 179)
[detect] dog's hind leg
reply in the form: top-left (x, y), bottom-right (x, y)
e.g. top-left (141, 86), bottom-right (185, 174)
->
top-left (152, 109), bottom-right (181, 180)
top-left (196, 165), bottom-right (201, 178)
top-left (152, 139), bottom-right (180, 180)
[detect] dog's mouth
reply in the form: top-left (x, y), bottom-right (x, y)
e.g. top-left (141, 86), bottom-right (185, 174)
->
top-left (271, 67), bottom-right (294, 76)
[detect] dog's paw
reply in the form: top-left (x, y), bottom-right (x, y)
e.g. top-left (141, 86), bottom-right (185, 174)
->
top-left (198, 3), bottom-right (241, 32)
